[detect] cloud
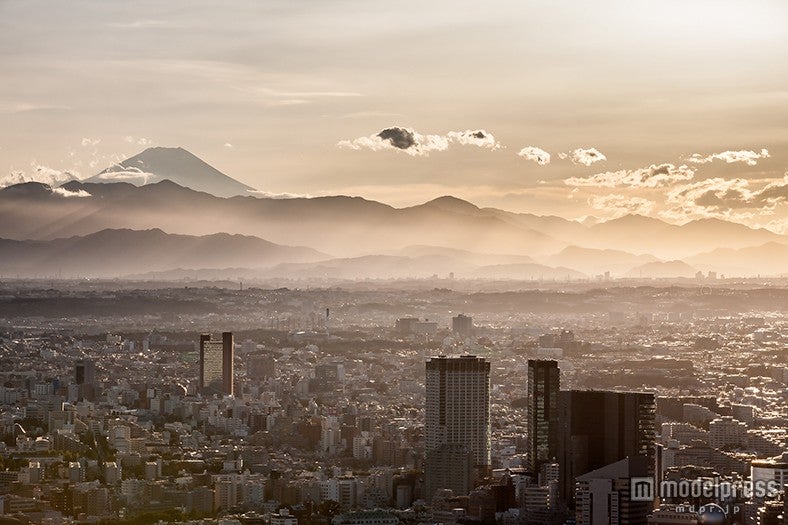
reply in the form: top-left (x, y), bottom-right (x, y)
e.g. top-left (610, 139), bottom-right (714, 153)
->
top-left (565, 163), bottom-right (696, 188)
top-left (518, 146), bottom-right (551, 165)
top-left (108, 19), bottom-right (180, 29)
top-left (224, 142), bottom-right (234, 149)
top-left (664, 175), bottom-right (788, 218)
top-left (96, 165), bottom-right (156, 183)
top-left (756, 217), bottom-right (788, 235)
top-left (0, 103), bottom-right (71, 114)
top-left (338, 127), bottom-right (448, 156)
top-left (560, 147), bottom-right (606, 166)
top-left (589, 194), bottom-right (655, 218)
top-left (247, 189), bottom-right (313, 199)
top-left (0, 166), bottom-right (80, 188)
top-left (686, 148), bottom-right (770, 166)
top-left (81, 138), bottom-right (101, 147)
top-left (446, 130), bottom-right (502, 150)
top-left (268, 99), bottom-right (309, 107)
top-left (123, 136), bottom-right (154, 146)
top-left (338, 127), bottom-right (500, 156)
top-left (52, 187), bottom-right (91, 198)
top-left (114, 59), bottom-right (362, 108)
top-left (338, 111), bottom-right (405, 119)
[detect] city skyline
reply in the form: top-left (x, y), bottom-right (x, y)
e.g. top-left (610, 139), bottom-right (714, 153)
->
top-left (0, 2), bottom-right (785, 523)
top-left (1, 1), bottom-right (787, 231)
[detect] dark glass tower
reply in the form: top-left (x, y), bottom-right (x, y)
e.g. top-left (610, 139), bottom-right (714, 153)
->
top-left (558, 390), bottom-right (656, 505)
top-left (526, 359), bottom-right (560, 477)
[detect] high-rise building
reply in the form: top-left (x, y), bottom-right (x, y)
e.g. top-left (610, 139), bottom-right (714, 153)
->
top-left (395, 317), bottom-right (419, 334)
top-left (200, 332), bottom-right (234, 395)
top-left (425, 355), bottom-right (491, 500)
top-left (559, 390), bottom-right (656, 504)
top-left (708, 416), bottom-right (747, 449)
top-left (75, 359), bottom-right (96, 385)
top-left (75, 358), bottom-right (97, 401)
top-left (527, 360), bottom-right (560, 477)
top-left (425, 443), bottom-right (474, 502)
top-left (452, 314), bottom-right (474, 337)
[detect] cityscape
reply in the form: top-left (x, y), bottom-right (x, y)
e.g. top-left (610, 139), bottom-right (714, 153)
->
top-left (0, 283), bottom-right (785, 524)
top-left (1, 1), bottom-right (787, 525)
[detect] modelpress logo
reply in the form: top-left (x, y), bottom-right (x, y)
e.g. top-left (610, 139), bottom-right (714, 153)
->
top-left (631, 477), bottom-right (655, 501)
top-left (630, 477), bottom-right (781, 503)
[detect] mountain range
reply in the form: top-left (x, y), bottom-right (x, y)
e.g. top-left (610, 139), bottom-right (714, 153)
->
top-left (0, 146), bottom-right (785, 279)
top-left (0, 229), bottom-right (325, 278)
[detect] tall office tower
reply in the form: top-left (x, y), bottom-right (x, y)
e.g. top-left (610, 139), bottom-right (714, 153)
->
top-left (559, 390), bottom-right (656, 505)
top-left (527, 360), bottom-right (560, 478)
top-left (452, 314), bottom-right (474, 337)
top-left (75, 358), bottom-right (97, 401)
top-left (199, 332), bottom-right (234, 395)
top-left (424, 443), bottom-right (474, 501)
top-left (75, 359), bottom-right (96, 385)
top-left (425, 355), bottom-right (491, 501)
top-left (222, 331), bottom-right (234, 395)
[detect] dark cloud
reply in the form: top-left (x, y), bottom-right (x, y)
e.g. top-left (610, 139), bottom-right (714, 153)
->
top-left (338, 127), bottom-right (499, 155)
top-left (377, 127), bottom-right (417, 150)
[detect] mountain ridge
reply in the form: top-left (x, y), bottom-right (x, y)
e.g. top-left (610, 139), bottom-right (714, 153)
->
top-left (1, 141), bottom-right (786, 267)
top-left (0, 228), bottom-right (327, 278)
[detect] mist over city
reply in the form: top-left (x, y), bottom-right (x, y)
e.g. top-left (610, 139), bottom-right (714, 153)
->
top-left (0, 2), bottom-right (786, 525)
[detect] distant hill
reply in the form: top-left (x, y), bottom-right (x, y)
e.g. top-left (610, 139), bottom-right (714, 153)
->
top-left (625, 260), bottom-right (698, 278)
top-left (543, 246), bottom-right (660, 276)
top-left (0, 181), bottom-right (567, 256)
top-left (583, 214), bottom-right (785, 258)
top-left (0, 164), bottom-right (785, 260)
top-left (685, 242), bottom-right (788, 277)
top-left (247, 255), bottom-right (586, 281)
top-left (0, 229), bottom-right (326, 278)
top-left (394, 245), bottom-right (535, 266)
top-left (482, 208), bottom-right (589, 240)
top-left (263, 254), bottom-right (479, 280)
top-left (85, 147), bottom-right (256, 197)
top-left (470, 263), bottom-right (586, 280)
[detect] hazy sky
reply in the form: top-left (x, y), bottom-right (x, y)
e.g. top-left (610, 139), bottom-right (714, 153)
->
top-left (1, 0), bottom-right (787, 230)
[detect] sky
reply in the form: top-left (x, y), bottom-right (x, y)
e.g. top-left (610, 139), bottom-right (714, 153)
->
top-left (1, 0), bottom-right (787, 231)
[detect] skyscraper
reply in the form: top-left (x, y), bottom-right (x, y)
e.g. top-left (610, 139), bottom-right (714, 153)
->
top-left (199, 332), bottom-right (234, 395)
top-left (425, 355), bottom-right (491, 500)
top-left (75, 358), bottom-right (97, 401)
top-left (559, 390), bottom-right (656, 505)
top-left (75, 359), bottom-right (96, 385)
top-left (452, 314), bottom-right (474, 337)
top-left (527, 359), bottom-right (560, 477)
